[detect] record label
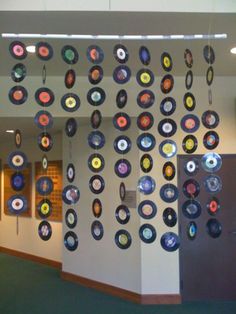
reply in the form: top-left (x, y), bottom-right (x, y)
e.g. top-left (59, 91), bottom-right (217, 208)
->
top-left (92, 198), bottom-right (102, 218)
top-left (203, 131), bottom-right (219, 150)
top-left (140, 154), bottom-right (153, 173)
top-left (160, 97), bottom-right (176, 116)
top-left (65, 208), bottom-right (77, 229)
top-left (89, 175), bottom-right (105, 194)
top-left (88, 153), bottom-right (105, 173)
top-left (207, 197), bottom-right (220, 215)
top-left (113, 44), bottom-right (129, 63)
top-left (65, 69), bottom-right (76, 89)
top-left (138, 200), bottom-right (157, 219)
top-left (137, 133), bottom-right (156, 152)
top-left (61, 45), bottom-right (79, 64)
top-left (87, 45), bottom-right (104, 64)
top-left (88, 65), bottom-right (103, 85)
top-left (113, 113), bottom-right (131, 131)
top-left (162, 161), bottom-right (176, 180)
top-left (37, 132), bottom-right (53, 152)
top-left (160, 74), bottom-right (174, 94)
top-left (113, 65), bottom-right (131, 84)
top-left (184, 158), bottom-right (199, 176)
top-left (115, 205), bottom-right (130, 224)
top-left (136, 69), bottom-right (154, 87)
top-left (137, 175), bottom-right (156, 195)
top-left (139, 224), bottom-right (156, 243)
top-left (114, 159), bottom-right (131, 178)
top-left (35, 87), bottom-right (54, 107)
top-left (139, 46), bottom-right (151, 66)
top-left (38, 221), bottom-right (52, 241)
top-left (115, 230), bottom-right (132, 249)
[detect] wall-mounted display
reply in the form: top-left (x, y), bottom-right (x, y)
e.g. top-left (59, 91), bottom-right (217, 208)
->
top-left (64, 69), bottom-right (76, 89)
top-left (7, 195), bottom-right (28, 215)
top-left (65, 208), bottom-right (77, 229)
top-left (137, 175), bottom-right (156, 195)
top-left (163, 207), bottom-right (177, 227)
top-left (9, 41), bottom-right (27, 59)
top-left (61, 93), bottom-right (80, 112)
top-left (87, 45), bottom-right (104, 64)
top-left (89, 175), bottom-right (105, 194)
top-left (114, 159), bottom-right (131, 178)
top-left (182, 199), bottom-right (201, 219)
top-left (34, 110), bottom-right (53, 130)
top-left (11, 63), bottom-right (26, 82)
top-left (139, 46), bottom-right (151, 66)
top-left (87, 131), bottom-right (105, 149)
top-left (88, 65), bottom-right (103, 85)
top-left (160, 232), bottom-right (180, 252)
top-left (158, 118), bottom-right (177, 137)
top-left (160, 97), bottom-right (176, 116)
top-left (91, 220), bottom-right (104, 240)
top-left (138, 200), bottom-right (157, 219)
top-left (182, 135), bottom-right (198, 154)
top-left (162, 161), bottom-right (175, 180)
top-left (9, 86), bottom-right (28, 105)
top-left (61, 45), bottom-right (79, 64)
top-left (113, 65), bottom-right (131, 84)
top-left (64, 231), bottom-right (78, 251)
top-left (37, 199), bottom-right (52, 219)
top-left (140, 153), bottom-right (153, 173)
top-left (36, 42), bottom-right (53, 61)
top-left (201, 110), bottom-right (219, 129)
top-left (183, 92), bottom-right (195, 111)
top-left (90, 110), bottom-right (102, 129)
top-left (115, 205), bottom-right (130, 224)
top-left (203, 131), bottom-right (219, 150)
top-left (114, 229), bottom-right (132, 249)
top-left (113, 44), bottom-right (129, 63)
top-left (182, 179), bottom-right (200, 198)
top-left (113, 112), bottom-right (131, 131)
top-left (137, 133), bottom-right (156, 152)
top-left (159, 139), bottom-right (177, 158)
top-left (137, 89), bottom-right (155, 109)
top-left (37, 132), bottom-right (53, 152)
top-left (116, 89), bottom-right (128, 109)
top-left (113, 135), bottom-right (131, 154)
top-left (92, 198), bottom-right (102, 218)
top-left (201, 152), bottom-right (222, 173)
top-left (88, 153), bottom-right (105, 173)
top-left (38, 220), bottom-right (52, 241)
top-left (139, 224), bottom-right (156, 243)
top-left (136, 68), bottom-right (154, 87)
top-left (184, 158), bottom-right (199, 176)
top-left (180, 114), bottom-right (200, 133)
top-left (35, 87), bottom-right (54, 107)
top-left (65, 118), bottom-right (77, 137)
top-left (160, 184), bottom-right (178, 203)
top-left (160, 74), bottom-right (174, 94)
top-left (87, 87), bottom-right (106, 106)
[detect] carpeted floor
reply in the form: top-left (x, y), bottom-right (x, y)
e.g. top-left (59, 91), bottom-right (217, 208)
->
top-left (0, 253), bottom-right (236, 314)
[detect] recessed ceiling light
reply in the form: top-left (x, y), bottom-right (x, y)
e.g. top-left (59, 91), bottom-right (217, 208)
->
top-left (26, 45), bottom-right (36, 53)
top-left (230, 47), bottom-right (236, 54)
top-left (6, 129), bottom-right (15, 133)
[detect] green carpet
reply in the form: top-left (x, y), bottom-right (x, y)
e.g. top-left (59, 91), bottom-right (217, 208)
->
top-left (0, 253), bottom-right (236, 314)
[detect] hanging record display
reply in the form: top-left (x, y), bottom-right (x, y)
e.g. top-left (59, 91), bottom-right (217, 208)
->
top-left (34, 110), bottom-right (53, 130)
top-left (163, 207), bottom-right (177, 227)
top-left (9, 86), bottom-right (28, 105)
top-left (36, 42), bottom-right (53, 61)
top-left (42, 154), bottom-right (48, 171)
top-left (87, 87), bottom-right (106, 106)
top-left (38, 221), bottom-right (52, 241)
top-left (137, 112), bottom-right (154, 131)
top-left (206, 218), bottom-right (222, 238)
top-left (206, 66), bottom-right (214, 86)
top-left (182, 135), bottom-right (198, 154)
top-left (139, 46), bottom-right (151, 66)
top-left (137, 175), bottom-right (156, 195)
top-left (183, 179), bottom-right (200, 198)
top-left (113, 135), bottom-right (131, 154)
top-left (115, 205), bottom-right (130, 224)
top-left (115, 229), bottom-right (132, 249)
top-left (90, 110), bottom-right (102, 129)
top-left (9, 41), bottom-right (27, 60)
top-left (11, 172), bottom-right (25, 191)
top-left (137, 90), bottom-right (155, 109)
top-left (37, 199), bottom-right (52, 219)
top-left (184, 49), bottom-right (193, 68)
top-left (65, 118), bottom-right (77, 137)
top-left (201, 152), bottom-right (222, 173)
top-left (160, 97), bottom-right (176, 116)
top-left (88, 153), bottom-right (105, 173)
top-left (203, 45), bottom-right (215, 64)
top-left (187, 221), bottom-right (197, 240)
top-left (42, 65), bottom-right (47, 85)
top-left (35, 87), bottom-right (54, 107)
top-left (201, 110), bottom-right (219, 129)
top-left (66, 163), bottom-right (75, 182)
top-left (61, 93), bottom-right (80, 112)
top-left (137, 133), bottom-right (156, 152)
top-left (87, 131), bottom-right (105, 149)
top-left (161, 52), bottom-right (173, 72)
top-left (7, 195), bottom-right (28, 215)
top-left (116, 89), bottom-right (128, 109)
top-left (61, 45), bottom-right (79, 64)
top-left (11, 63), bottom-right (26, 82)
top-left (14, 129), bottom-right (22, 148)
top-left (88, 65), bottom-right (103, 85)
top-left (160, 232), bottom-right (180, 252)
top-left (203, 131), bottom-right (219, 150)
top-left (162, 161), bottom-right (176, 181)
top-left (65, 208), bottom-right (77, 229)
top-left (87, 45), bottom-right (104, 64)
top-left (185, 70), bottom-right (193, 90)
top-left (181, 114), bottom-right (200, 133)
top-left (64, 69), bottom-right (76, 89)
top-left (208, 89), bottom-right (213, 105)
top-left (64, 231), bottom-right (78, 251)
top-left (113, 44), bottom-right (129, 63)
top-left (36, 176), bottom-right (54, 196)
top-left (114, 159), bottom-right (131, 178)
top-left (89, 175), bottom-right (105, 194)
top-left (92, 198), bottom-right (102, 218)
top-left (37, 132), bottom-right (53, 152)
top-left (136, 69), bottom-right (154, 87)
top-left (158, 118), bottom-right (177, 137)
top-left (160, 184), bottom-right (178, 203)
top-left (138, 200), bottom-right (157, 219)
top-left (159, 140), bottom-right (177, 158)
top-left (207, 197), bottom-right (220, 215)
top-left (119, 182), bottom-right (126, 201)
top-left (113, 65), bottom-right (131, 84)
top-left (62, 185), bottom-right (80, 205)
top-left (140, 154), bottom-right (153, 173)
top-left (182, 199), bottom-right (201, 219)
top-left (204, 175), bottom-right (222, 194)
top-left (8, 151), bottom-right (28, 171)
top-left (184, 158), bottom-right (199, 176)
top-left (139, 224), bottom-right (156, 244)
top-left (160, 74), bottom-right (174, 94)
top-left (183, 92), bottom-right (196, 111)
top-left (113, 112), bottom-right (131, 131)
top-left (91, 220), bottom-right (104, 240)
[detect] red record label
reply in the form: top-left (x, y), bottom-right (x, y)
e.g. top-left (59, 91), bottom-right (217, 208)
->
top-left (117, 116), bottom-right (128, 128)
top-left (13, 90), bottom-right (23, 101)
top-left (39, 91), bottom-right (50, 103)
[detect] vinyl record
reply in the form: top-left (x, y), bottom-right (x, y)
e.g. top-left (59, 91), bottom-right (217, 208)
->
top-left (42, 65), bottom-right (47, 85)
top-left (206, 66), bottom-right (214, 86)
top-left (163, 207), bottom-right (177, 227)
top-left (201, 110), bottom-right (219, 129)
top-left (206, 219), bottom-right (222, 238)
top-left (90, 110), bottom-right (102, 129)
top-left (36, 176), bottom-right (54, 196)
top-left (37, 132), bottom-right (53, 152)
top-left (201, 152), bottom-right (222, 173)
top-left (11, 172), bottom-right (25, 191)
top-left (208, 89), bottom-right (213, 105)
top-left (140, 154), bottom-right (153, 173)
top-left (64, 69), bottom-right (76, 89)
top-left (203, 131), bottom-right (219, 150)
top-left (87, 45), bottom-right (104, 64)
top-left (160, 97), bottom-right (176, 116)
top-left (66, 163), bottom-right (75, 182)
top-left (113, 65), bottom-right (131, 84)
top-left (159, 140), bottom-right (177, 158)
top-left (87, 131), bottom-right (105, 149)
top-left (160, 184), bottom-right (178, 203)
top-left (89, 175), bottom-right (105, 194)
top-left (62, 185), bottom-right (80, 205)
top-left (65, 208), bottom-right (77, 229)
top-left (162, 161), bottom-right (176, 181)
top-left (88, 65), bottom-right (103, 85)
top-left (114, 159), bottom-right (131, 178)
top-left (42, 154), bottom-right (48, 171)
top-left (137, 90), bottom-right (155, 109)
top-left (61, 45), bottom-right (79, 64)
top-left (184, 49), bottom-right (193, 68)
top-left (113, 44), bottom-right (129, 63)
top-left (158, 118), bottom-right (177, 137)
top-left (139, 224), bottom-right (156, 244)
top-left (182, 135), bottom-right (198, 154)
top-left (116, 89), bottom-right (128, 109)
top-left (115, 230), bottom-right (132, 249)
top-left (119, 182), bottom-right (126, 201)
top-left (203, 45), bottom-right (215, 64)
top-left (11, 63), bottom-right (26, 82)
top-left (115, 205), bottom-right (130, 224)
top-left (139, 46), bottom-right (151, 66)
top-left (14, 129), bottom-right (22, 148)
top-left (9, 41), bottom-right (27, 60)
top-left (136, 69), bottom-right (154, 87)
top-left (160, 232), bottom-right (180, 252)
top-left (65, 118), bottom-right (77, 137)
top-left (34, 110), bottom-right (53, 130)
top-left (87, 87), bottom-right (106, 106)
top-left (137, 133), bottom-right (156, 152)
top-left (38, 221), bottom-right (52, 241)
top-left (113, 112), bottom-right (131, 131)
top-left (184, 158), bottom-right (199, 176)
top-left (91, 220), bottom-right (104, 240)
top-left (7, 195), bottom-right (28, 215)
top-left (185, 70), bottom-right (193, 90)
top-left (160, 74), bottom-right (174, 94)
top-left (88, 153), bottom-right (105, 173)
top-left (36, 42), bottom-right (53, 61)
top-left (9, 86), bottom-right (28, 105)
top-left (161, 52), bottom-right (173, 72)
top-left (61, 93), bottom-right (80, 112)
top-left (207, 197), bottom-right (220, 215)
top-left (8, 151), bottom-right (28, 171)
top-left (181, 114), bottom-right (200, 133)
top-left (137, 112), bottom-right (154, 131)
top-left (187, 221), bottom-right (197, 240)
top-left (183, 92), bottom-right (196, 111)
top-left (183, 179), bottom-right (200, 198)
top-left (37, 199), bottom-right (52, 219)
top-left (137, 175), bottom-right (156, 195)
top-left (204, 175), bottom-right (222, 194)
top-left (35, 87), bottom-right (54, 107)
top-left (138, 200), bottom-right (157, 219)
top-left (92, 198), bottom-right (102, 218)
top-left (182, 199), bottom-right (201, 219)
top-left (64, 231), bottom-right (78, 251)
top-left (113, 135), bottom-right (131, 154)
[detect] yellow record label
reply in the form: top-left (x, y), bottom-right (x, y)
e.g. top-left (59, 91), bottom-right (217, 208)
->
top-left (186, 138), bottom-right (195, 150)
top-left (162, 143), bottom-right (173, 154)
top-left (142, 157), bottom-right (151, 169)
top-left (91, 157), bottom-right (102, 169)
top-left (65, 97), bottom-right (76, 108)
top-left (164, 56), bottom-right (171, 68)
top-left (140, 72), bottom-right (151, 84)
top-left (186, 96), bottom-right (193, 107)
top-left (41, 203), bottom-right (49, 215)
